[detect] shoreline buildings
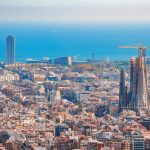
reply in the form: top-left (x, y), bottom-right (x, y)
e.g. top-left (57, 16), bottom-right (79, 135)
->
top-left (54, 56), bottom-right (73, 66)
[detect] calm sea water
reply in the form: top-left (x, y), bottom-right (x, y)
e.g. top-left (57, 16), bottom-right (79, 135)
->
top-left (0, 23), bottom-right (150, 62)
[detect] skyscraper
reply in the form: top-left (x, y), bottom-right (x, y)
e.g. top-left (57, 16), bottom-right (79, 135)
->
top-left (6, 35), bottom-right (15, 64)
top-left (118, 69), bottom-right (128, 112)
top-left (129, 48), bottom-right (148, 113)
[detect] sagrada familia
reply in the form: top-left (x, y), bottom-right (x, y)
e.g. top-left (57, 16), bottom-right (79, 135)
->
top-left (119, 47), bottom-right (149, 115)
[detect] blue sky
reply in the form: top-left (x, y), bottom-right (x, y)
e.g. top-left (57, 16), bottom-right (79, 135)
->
top-left (0, 0), bottom-right (150, 23)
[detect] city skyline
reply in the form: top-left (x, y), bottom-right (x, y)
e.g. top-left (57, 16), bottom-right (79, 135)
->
top-left (0, 1), bottom-right (150, 150)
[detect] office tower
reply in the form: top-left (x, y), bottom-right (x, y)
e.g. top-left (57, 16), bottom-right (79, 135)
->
top-left (6, 35), bottom-right (15, 64)
top-left (129, 48), bottom-right (148, 113)
top-left (118, 69), bottom-right (128, 112)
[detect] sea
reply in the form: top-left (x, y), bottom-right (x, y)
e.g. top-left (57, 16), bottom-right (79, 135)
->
top-left (0, 23), bottom-right (150, 62)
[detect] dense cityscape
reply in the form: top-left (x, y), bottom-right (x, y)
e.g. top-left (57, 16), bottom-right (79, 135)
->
top-left (0, 35), bottom-right (149, 150)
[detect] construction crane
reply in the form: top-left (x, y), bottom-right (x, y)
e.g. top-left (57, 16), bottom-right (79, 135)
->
top-left (119, 45), bottom-right (150, 57)
top-left (119, 45), bottom-right (149, 49)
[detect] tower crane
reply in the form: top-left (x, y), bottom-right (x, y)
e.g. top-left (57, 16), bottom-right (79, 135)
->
top-left (119, 45), bottom-right (150, 57)
top-left (119, 45), bottom-right (149, 49)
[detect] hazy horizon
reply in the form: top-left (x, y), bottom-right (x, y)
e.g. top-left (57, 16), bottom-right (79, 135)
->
top-left (1, 0), bottom-right (150, 23)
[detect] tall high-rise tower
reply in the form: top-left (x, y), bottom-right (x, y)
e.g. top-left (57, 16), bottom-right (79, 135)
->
top-left (6, 35), bottom-right (15, 64)
top-left (118, 69), bottom-right (128, 112)
top-left (129, 48), bottom-right (148, 113)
